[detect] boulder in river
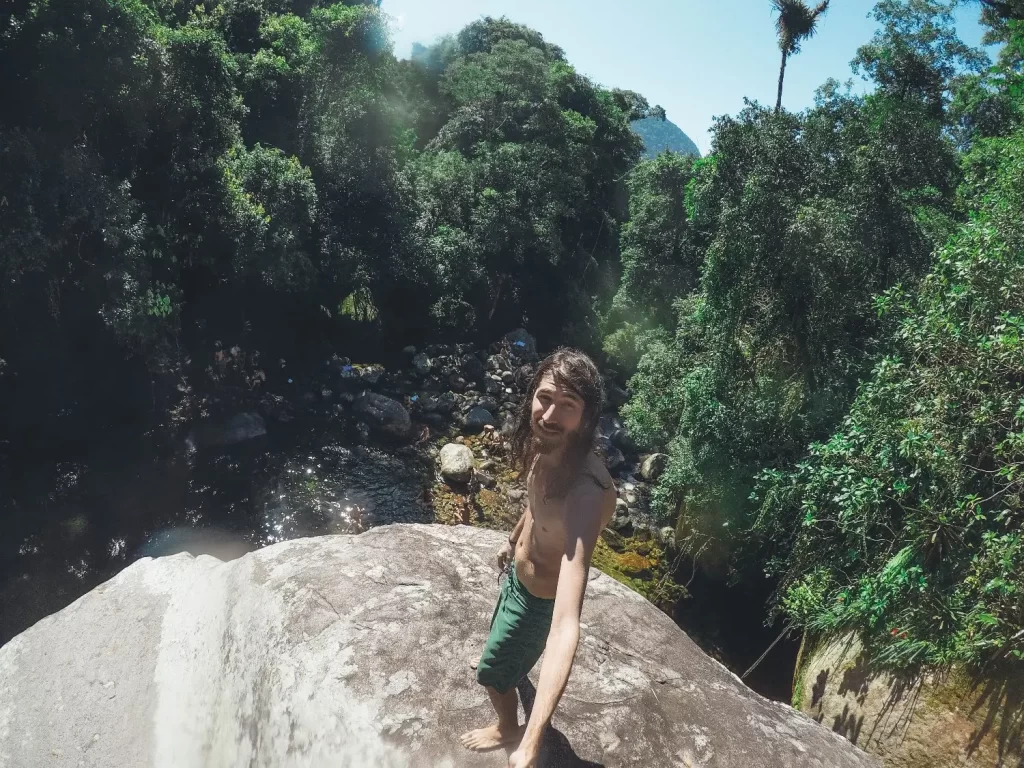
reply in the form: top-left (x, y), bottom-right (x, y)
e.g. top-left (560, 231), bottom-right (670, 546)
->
top-left (604, 379), bottom-right (629, 409)
top-left (463, 406), bottom-right (497, 433)
top-left (595, 435), bottom-right (626, 472)
top-left (411, 353), bottom-right (431, 376)
top-left (353, 392), bottom-right (411, 441)
top-left (186, 412), bottom-right (267, 450)
top-left (0, 525), bottom-right (878, 768)
top-left (503, 328), bottom-right (537, 358)
top-left (439, 443), bottom-right (474, 484)
top-left (640, 453), bottom-right (669, 482)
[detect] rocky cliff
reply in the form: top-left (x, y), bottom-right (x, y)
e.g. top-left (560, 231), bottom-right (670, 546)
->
top-left (0, 525), bottom-right (877, 767)
top-left (796, 633), bottom-right (1024, 768)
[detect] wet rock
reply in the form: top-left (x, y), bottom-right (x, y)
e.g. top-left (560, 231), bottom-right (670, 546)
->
top-left (420, 413), bottom-right (448, 431)
top-left (402, 345), bottom-right (417, 356)
top-left (474, 395), bottom-right (500, 414)
top-left (339, 363), bottom-right (386, 388)
top-left (411, 353), bottom-right (431, 376)
top-left (463, 407), bottom-right (497, 434)
top-left (460, 355), bottom-right (485, 383)
top-left (439, 443), bottom-right (474, 484)
top-left (320, 388), bottom-right (334, 402)
top-left (484, 378), bottom-right (503, 395)
top-left (353, 393), bottom-right (411, 442)
top-left (514, 364), bottom-right (535, 390)
top-left (504, 328), bottom-right (537, 357)
top-left (604, 379), bottom-right (629, 409)
top-left (476, 471), bottom-right (496, 489)
top-left (595, 436), bottom-right (625, 472)
top-left (478, 459), bottom-right (495, 471)
top-left (486, 354), bottom-right (509, 373)
top-left (640, 453), bottom-right (669, 482)
top-left (500, 370), bottom-right (514, 386)
top-left (186, 412), bottom-right (267, 451)
top-left (600, 414), bottom-right (623, 436)
top-left (610, 505), bottom-right (632, 533)
top-left (610, 428), bottom-right (637, 455)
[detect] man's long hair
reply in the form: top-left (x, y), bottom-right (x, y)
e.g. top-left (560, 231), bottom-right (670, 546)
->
top-left (510, 348), bottom-right (606, 498)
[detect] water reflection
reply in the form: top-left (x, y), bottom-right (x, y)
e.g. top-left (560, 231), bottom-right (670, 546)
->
top-left (0, 418), bottom-right (434, 645)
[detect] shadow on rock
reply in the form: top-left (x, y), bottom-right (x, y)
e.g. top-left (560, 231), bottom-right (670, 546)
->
top-left (518, 678), bottom-right (605, 768)
top-left (966, 662), bottom-right (1024, 763)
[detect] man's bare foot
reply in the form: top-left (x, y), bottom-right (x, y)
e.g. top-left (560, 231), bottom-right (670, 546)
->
top-left (460, 723), bottom-right (525, 752)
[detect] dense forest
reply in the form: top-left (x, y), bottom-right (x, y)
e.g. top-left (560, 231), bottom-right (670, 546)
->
top-left (2, 0), bottom-right (1023, 673)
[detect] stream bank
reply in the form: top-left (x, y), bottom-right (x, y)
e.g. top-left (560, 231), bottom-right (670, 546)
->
top-left (0, 330), bottom-right (796, 701)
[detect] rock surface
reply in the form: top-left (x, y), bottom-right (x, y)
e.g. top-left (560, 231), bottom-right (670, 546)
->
top-left (0, 525), bottom-right (877, 768)
top-left (463, 406), bottom-right (497, 433)
top-left (186, 412), bottom-right (267, 450)
top-left (439, 443), bottom-right (474, 484)
top-left (353, 392), bottom-right (412, 441)
top-left (640, 453), bottom-right (669, 482)
top-left (797, 633), bottom-right (1024, 768)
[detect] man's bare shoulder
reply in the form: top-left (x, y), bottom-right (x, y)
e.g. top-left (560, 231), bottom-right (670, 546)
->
top-left (565, 454), bottom-right (616, 520)
top-left (585, 452), bottom-right (614, 494)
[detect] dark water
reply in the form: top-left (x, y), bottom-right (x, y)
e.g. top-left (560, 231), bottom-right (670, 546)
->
top-left (0, 413), bottom-right (432, 645)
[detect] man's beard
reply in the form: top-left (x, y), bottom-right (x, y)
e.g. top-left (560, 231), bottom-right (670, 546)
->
top-left (531, 419), bottom-right (572, 455)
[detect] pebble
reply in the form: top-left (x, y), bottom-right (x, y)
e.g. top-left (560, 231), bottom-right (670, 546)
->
top-left (507, 488), bottom-right (525, 501)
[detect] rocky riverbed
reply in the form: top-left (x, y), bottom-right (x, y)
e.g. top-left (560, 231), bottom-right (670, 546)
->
top-left (1, 329), bottom-right (681, 649)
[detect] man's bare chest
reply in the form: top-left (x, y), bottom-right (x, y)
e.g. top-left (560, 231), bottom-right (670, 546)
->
top-left (527, 486), bottom-right (567, 543)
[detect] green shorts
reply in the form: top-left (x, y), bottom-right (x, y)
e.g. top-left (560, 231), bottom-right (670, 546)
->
top-left (475, 564), bottom-right (555, 694)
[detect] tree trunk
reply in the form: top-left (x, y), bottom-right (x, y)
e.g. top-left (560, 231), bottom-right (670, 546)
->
top-left (776, 49), bottom-right (788, 113)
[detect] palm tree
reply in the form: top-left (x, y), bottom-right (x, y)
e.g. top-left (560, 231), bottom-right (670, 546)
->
top-left (772, 0), bottom-right (830, 112)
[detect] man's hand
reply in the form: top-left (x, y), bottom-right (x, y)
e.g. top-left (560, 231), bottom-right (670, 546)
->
top-left (507, 745), bottom-right (538, 768)
top-left (496, 540), bottom-right (514, 572)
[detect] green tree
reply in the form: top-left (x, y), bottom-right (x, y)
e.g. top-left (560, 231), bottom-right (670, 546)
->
top-left (406, 18), bottom-right (641, 345)
top-left (752, 116), bottom-right (1024, 668)
top-left (772, 0), bottom-right (831, 112)
top-left (620, 0), bottom-right (982, 576)
top-left (604, 151), bottom-right (698, 372)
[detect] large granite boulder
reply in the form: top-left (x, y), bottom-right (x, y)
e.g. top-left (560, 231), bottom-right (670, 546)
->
top-left (796, 633), bottom-right (1024, 768)
top-left (439, 443), bottom-right (474, 484)
top-left (353, 392), bottom-right (412, 441)
top-left (0, 525), bottom-right (877, 768)
top-left (186, 412), bottom-right (267, 450)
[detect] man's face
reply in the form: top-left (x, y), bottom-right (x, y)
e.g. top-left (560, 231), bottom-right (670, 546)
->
top-left (530, 372), bottom-right (584, 454)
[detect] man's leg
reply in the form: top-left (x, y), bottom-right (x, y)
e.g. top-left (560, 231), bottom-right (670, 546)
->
top-left (459, 685), bottom-right (524, 751)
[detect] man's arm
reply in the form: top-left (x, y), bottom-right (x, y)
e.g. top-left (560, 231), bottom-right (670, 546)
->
top-left (508, 505), bottom-right (528, 547)
top-left (516, 483), bottom-right (608, 759)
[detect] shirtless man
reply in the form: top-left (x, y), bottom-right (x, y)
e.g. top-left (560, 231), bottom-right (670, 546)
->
top-left (461, 348), bottom-right (616, 768)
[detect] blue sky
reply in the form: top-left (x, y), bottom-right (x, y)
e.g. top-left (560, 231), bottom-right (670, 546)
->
top-left (380, 0), bottom-right (992, 154)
